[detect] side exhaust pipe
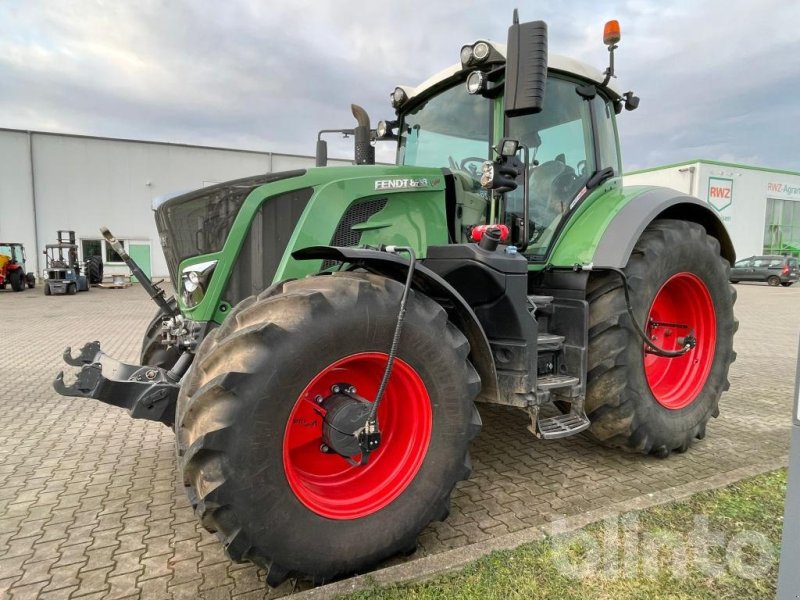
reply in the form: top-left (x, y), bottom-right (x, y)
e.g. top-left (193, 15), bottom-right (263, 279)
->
top-left (351, 104), bottom-right (375, 165)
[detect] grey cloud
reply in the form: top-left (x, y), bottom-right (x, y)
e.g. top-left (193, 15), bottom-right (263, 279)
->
top-left (0, 0), bottom-right (796, 170)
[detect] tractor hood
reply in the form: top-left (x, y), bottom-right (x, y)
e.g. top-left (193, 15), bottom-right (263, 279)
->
top-left (154, 170), bottom-right (305, 285)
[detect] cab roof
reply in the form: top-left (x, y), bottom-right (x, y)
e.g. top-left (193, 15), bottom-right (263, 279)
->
top-left (397, 42), bottom-right (623, 105)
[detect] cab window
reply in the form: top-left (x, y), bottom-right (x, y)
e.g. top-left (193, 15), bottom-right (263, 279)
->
top-left (398, 84), bottom-right (491, 184)
top-left (505, 76), bottom-right (596, 257)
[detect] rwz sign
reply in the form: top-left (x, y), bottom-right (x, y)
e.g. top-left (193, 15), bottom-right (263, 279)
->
top-left (707, 177), bottom-right (733, 212)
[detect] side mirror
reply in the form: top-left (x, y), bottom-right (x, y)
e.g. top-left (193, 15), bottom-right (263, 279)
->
top-left (504, 13), bottom-right (548, 117)
top-left (315, 139), bottom-right (328, 167)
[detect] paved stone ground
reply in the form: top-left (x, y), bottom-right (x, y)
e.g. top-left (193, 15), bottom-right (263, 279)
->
top-left (0, 282), bottom-right (795, 599)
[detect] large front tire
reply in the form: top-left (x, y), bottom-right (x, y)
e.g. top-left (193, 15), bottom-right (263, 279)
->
top-left (176, 272), bottom-right (481, 584)
top-left (585, 220), bottom-right (736, 457)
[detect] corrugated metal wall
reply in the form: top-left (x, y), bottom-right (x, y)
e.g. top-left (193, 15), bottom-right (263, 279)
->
top-left (0, 129), bottom-right (352, 278)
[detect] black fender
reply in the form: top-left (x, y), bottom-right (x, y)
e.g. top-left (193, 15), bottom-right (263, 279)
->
top-left (292, 245), bottom-right (499, 404)
top-left (593, 187), bottom-right (736, 268)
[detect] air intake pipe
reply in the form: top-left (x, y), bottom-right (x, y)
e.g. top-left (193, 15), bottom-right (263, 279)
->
top-left (351, 104), bottom-right (375, 165)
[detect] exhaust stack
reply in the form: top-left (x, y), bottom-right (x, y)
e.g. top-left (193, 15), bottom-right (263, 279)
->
top-left (351, 104), bottom-right (375, 165)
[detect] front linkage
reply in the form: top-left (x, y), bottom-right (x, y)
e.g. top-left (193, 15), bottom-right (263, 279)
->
top-left (54, 341), bottom-right (185, 426)
top-left (53, 228), bottom-right (193, 427)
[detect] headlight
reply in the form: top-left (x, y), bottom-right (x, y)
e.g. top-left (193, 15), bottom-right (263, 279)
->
top-left (465, 71), bottom-right (486, 95)
top-left (460, 45), bottom-right (474, 66)
top-left (376, 120), bottom-right (398, 139)
top-left (181, 260), bottom-right (217, 308)
top-left (461, 41), bottom-right (492, 67)
top-left (473, 41), bottom-right (490, 62)
top-left (391, 87), bottom-right (408, 109)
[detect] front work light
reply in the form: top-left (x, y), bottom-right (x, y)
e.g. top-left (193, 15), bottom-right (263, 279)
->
top-left (472, 41), bottom-right (490, 61)
top-left (498, 138), bottom-right (520, 157)
top-left (391, 87), bottom-right (408, 109)
top-left (461, 41), bottom-right (492, 67)
top-left (465, 71), bottom-right (487, 95)
top-left (181, 260), bottom-right (217, 308)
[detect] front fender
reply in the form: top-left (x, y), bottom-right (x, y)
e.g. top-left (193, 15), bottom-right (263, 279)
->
top-left (293, 246), bottom-right (499, 405)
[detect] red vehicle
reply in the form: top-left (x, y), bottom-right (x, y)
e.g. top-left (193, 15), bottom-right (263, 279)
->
top-left (0, 243), bottom-right (36, 291)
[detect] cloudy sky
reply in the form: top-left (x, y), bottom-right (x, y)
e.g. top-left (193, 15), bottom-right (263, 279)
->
top-left (1, 0), bottom-right (797, 172)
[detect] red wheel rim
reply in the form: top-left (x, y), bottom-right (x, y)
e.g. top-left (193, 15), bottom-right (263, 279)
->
top-left (283, 352), bottom-right (432, 519)
top-left (644, 272), bottom-right (716, 410)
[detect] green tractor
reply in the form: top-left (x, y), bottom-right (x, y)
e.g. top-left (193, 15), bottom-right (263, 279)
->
top-left (55, 14), bottom-right (736, 586)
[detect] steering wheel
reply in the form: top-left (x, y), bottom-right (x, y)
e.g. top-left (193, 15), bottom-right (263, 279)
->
top-left (458, 156), bottom-right (488, 178)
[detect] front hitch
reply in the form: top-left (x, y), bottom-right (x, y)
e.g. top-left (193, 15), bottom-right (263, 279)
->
top-left (54, 341), bottom-right (188, 427)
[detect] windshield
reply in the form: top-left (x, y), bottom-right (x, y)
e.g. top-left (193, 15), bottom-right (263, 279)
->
top-left (398, 83), bottom-right (491, 184)
top-left (0, 244), bottom-right (20, 261)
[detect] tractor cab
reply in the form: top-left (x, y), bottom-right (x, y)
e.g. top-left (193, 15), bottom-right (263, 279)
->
top-left (382, 18), bottom-right (636, 261)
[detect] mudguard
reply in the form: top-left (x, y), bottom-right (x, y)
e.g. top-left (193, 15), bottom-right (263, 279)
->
top-left (293, 245), bottom-right (500, 404)
top-left (592, 187), bottom-right (735, 267)
top-left (548, 184), bottom-right (736, 269)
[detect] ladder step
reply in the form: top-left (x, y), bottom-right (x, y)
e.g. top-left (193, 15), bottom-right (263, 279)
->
top-left (527, 295), bottom-right (554, 311)
top-left (537, 412), bottom-right (591, 439)
top-left (537, 374), bottom-right (580, 390)
top-left (537, 333), bottom-right (565, 351)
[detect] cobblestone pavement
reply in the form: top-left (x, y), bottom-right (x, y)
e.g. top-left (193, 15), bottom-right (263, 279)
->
top-left (0, 282), bottom-right (795, 599)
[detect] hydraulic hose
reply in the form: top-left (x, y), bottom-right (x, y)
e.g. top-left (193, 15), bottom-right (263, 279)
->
top-left (603, 267), bottom-right (695, 358)
top-left (368, 245), bottom-right (416, 421)
top-left (356, 246), bottom-right (416, 463)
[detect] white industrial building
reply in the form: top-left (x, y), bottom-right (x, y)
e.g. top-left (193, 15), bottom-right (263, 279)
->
top-left (3, 130), bottom-right (797, 282)
top-left (0, 128), bottom-right (350, 280)
top-left (626, 160), bottom-right (800, 259)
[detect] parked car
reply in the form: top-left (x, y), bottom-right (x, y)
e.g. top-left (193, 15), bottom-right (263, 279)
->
top-left (730, 255), bottom-right (799, 286)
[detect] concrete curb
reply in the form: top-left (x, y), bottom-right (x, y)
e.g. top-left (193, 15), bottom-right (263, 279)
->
top-left (294, 455), bottom-right (788, 599)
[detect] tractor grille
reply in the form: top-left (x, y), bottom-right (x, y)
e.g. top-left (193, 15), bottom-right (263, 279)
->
top-left (223, 187), bottom-right (314, 308)
top-left (322, 197), bottom-right (388, 269)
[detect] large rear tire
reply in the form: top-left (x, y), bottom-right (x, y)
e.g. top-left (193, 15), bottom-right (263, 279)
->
top-left (585, 219), bottom-right (736, 457)
top-left (86, 255), bottom-right (103, 284)
top-left (140, 297), bottom-right (181, 369)
top-left (176, 272), bottom-right (481, 584)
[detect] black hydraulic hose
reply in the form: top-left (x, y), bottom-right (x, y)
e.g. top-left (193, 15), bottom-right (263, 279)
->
top-left (367, 246), bottom-right (416, 423)
top-left (603, 267), bottom-right (695, 358)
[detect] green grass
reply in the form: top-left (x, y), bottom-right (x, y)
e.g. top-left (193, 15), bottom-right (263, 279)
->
top-left (340, 469), bottom-right (787, 600)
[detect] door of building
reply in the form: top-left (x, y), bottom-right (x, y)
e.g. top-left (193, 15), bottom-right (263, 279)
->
top-left (128, 243), bottom-right (151, 283)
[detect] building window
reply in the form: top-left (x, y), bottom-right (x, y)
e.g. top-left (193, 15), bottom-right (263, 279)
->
top-left (81, 239), bottom-right (102, 261)
top-left (105, 240), bottom-right (126, 263)
top-left (763, 198), bottom-right (800, 257)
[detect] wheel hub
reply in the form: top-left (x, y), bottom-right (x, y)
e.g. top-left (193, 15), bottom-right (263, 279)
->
top-left (321, 388), bottom-right (372, 458)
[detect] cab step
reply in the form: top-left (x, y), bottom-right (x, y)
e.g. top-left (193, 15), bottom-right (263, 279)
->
top-left (527, 294), bottom-right (554, 309)
top-left (537, 332), bottom-right (565, 352)
top-left (536, 411), bottom-right (591, 439)
top-left (536, 374), bottom-right (579, 390)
